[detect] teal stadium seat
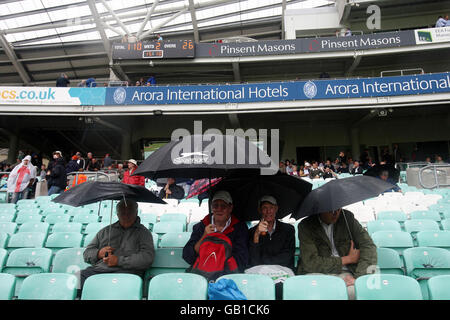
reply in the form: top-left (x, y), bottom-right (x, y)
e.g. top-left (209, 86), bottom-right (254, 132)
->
top-left (416, 231), bottom-right (450, 250)
top-left (81, 273), bottom-right (143, 300)
top-left (6, 232), bottom-right (46, 252)
top-left (0, 274), bottom-right (16, 300)
top-left (139, 213), bottom-right (158, 231)
top-left (52, 222), bottom-right (83, 233)
top-left (217, 274), bottom-right (275, 300)
top-left (153, 221), bottom-right (185, 235)
top-left (376, 211), bottom-right (408, 222)
top-left (283, 275), bottom-right (348, 300)
top-left (159, 213), bottom-right (187, 224)
top-left (367, 220), bottom-right (402, 236)
top-left (67, 207), bottom-right (93, 217)
top-left (187, 221), bottom-right (198, 232)
top-left (0, 232), bottom-right (9, 248)
top-left (45, 232), bottom-right (83, 253)
top-left (403, 247), bottom-right (450, 300)
top-left (427, 275), bottom-right (450, 300)
top-left (83, 233), bottom-right (97, 247)
top-left (72, 214), bottom-right (99, 224)
top-left (44, 213), bottom-right (71, 225)
top-left (0, 213), bottom-right (15, 222)
top-left (152, 233), bottom-right (159, 249)
top-left (355, 274), bottom-right (422, 300)
top-left (410, 210), bottom-right (441, 222)
top-left (404, 220), bottom-right (440, 245)
top-left (376, 247), bottom-right (404, 275)
top-left (83, 222), bottom-right (107, 235)
top-left (145, 248), bottom-right (190, 278)
top-left (18, 222), bottom-right (49, 236)
top-left (371, 231), bottom-right (414, 255)
top-left (0, 247), bottom-right (7, 270)
top-left (51, 247), bottom-right (90, 275)
top-left (441, 219), bottom-right (450, 231)
top-left (14, 213), bottom-right (43, 224)
top-left (159, 232), bottom-right (191, 248)
top-left (0, 204), bottom-right (17, 215)
top-left (18, 273), bottom-right (77, 300)
top-left (148, 273), bottom-right (208, 300)
top-left (0, 222), bottom-right (17, 235)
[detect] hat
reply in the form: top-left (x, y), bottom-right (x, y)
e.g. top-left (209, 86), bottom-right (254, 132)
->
top-left (259, 195), bottom-right (277, 206)
top-left (212, 190), bottom-right (233, 205)
top-left (304, 162), bottom-right (311, 167)
top-left (128, 159), bottom-right (138, 166)
top-left (53, 151), bottom-right (62, 156)
top-left (23, 155), bottom-right (32, 161)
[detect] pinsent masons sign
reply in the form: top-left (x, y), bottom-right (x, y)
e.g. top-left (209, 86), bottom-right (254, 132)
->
top-left (105, 72), bottom-right (450, 105)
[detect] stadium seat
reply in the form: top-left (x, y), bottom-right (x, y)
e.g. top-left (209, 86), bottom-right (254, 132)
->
top-left (51, 247), bottom-right (90, 275)
top-left (427, 275), bottom-right (450, 300)
top-left (0, 213), bottom-right (15, 222)
top-left (81, 273), bottom-right (143, 300)
top-left (354, 274), bottom-right (422, 300)
top-left (0, 233), bottom-right (8, 248)
top-left (410, 210), bottom-right (441, 222)
top-left (52, 222), bottom-right (83, 233)
top-left (0, 204), bottom-right (17, 215)
top-left (0, 222), bottom-right (17, 235)
top-left (145, 248), bottom-right (190, 278)
top-left (72, 214), bottom-right (100, 224)
top-left (153, 221), bottom-right (185, 235)
top-left (376, 247), bottom-right (404, 275)
top-left (403, 247), bottom-right (450, 300)
top-left (44, 213), bottom-right (71, 225)
top-left (6, 232), bottom-right (46, 251)
top-left (148, 273), bottom-right (208, 300)
top-left (139, 213), bottom-right (158, 231)
top-left (371, 231), bottom-right (414, 255)
top-left (367, 220), bottom-right (402, 236)
top-left (159, 232), bottom-right (191, 248)
top-left (14, 213), bottom-right (43, 224)
top-left (416, 231), bottom-right (450, 250)
top-left (187, 221), bottom-right (198, 232)
top-left (159, 213), bottom-right (187, 224)
top-left (16, 206), bottom-right (42, 215)
top-left (404, 220), bottom-right (440, 245)
top-left (45, 232), bottom-right (83, 252)
top-left (18, 273), bottom-right (77, 300)
top-left (83, 222), bottom-right (107, 235)
top-left (0, 247), bottom-right (7, 270)
top-left (17, 222), bottom-right (50, 235)
top-left (283, 275), bottom-right (348, 300)
top-left (0, 274), bottom-right (16, 300)
top-left (217, 274), bottom-right (275, 300)
top-left (39, 205), bottom-right (65, 216)
top-left (376, 211), bottom-right (407, 223)
top-left (441, 219), bottom-right (450, 231)
top-left (67, 207), bottom-right (93, 217)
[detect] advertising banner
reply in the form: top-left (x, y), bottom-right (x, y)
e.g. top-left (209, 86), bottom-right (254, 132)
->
top-left (415, 26), bottom-right (450, 44)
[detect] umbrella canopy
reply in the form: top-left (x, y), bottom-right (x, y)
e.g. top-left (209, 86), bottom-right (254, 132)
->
top-left (132, 134), bottom-right (276, 180)
top-left (200, 172), bottom-right (312, 221)
top-left (52, 181), bottom-right (167, 207)
top-left (363, 164), bottom-right (400, 183)
top-left (293, 175), bottom-right (396, 220)
top-left (186, 178), bottom-right (222, 199)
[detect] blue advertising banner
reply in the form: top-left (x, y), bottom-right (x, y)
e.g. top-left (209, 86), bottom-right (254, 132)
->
top-left (105, 72), bottom-right (450, 106)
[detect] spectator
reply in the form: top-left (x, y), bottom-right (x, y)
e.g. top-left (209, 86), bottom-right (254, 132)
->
top-left (324, 159), bottom-right (335, 172)
top-left (279, 161), bottom-right (286, 174)
top-left (66, 155), bottom-right (80, 174)
top-left (323, 167), bottom-right (337, 179)
top-left (337, 162), bottom-right (349, 174)
top-left (84, 152), bottom-right (93, 170)
top-left (39, 164), bottom-right (47, 180)
top-left (7, 155), bottom-right (36, 204)
top-left (338, 151), bottom-right (346, 165)
top-left (435, 155), bottom-right (445, 163)
top-left (135, 81), bottom-right (141, 86)
top-left (103, 153), bottom-right (113, 168)
top-left (435, 15), bottom-right (448, 27)
top-left (117, 163), bottom-right (125, 180)
top-left (381, 147), bottom-right (393, 165)
top-left (290, 165), bottom-right (299, 177)
top-left (298, 165), bottom-right (308, 177)
top-left (76, 152), bottom-right (86, 171)
top-left (80, 199), bottom-right (155, 290)
top-left (47, 151), bottom-right (64, 173)
top-left (285, 160), bottom-right (293, 175)
top-left (347, 157), bottom-right (354, 172)
top-left (56, 73), bottom-right (70, 87)
top-left (379, 170), bottom-right (402, 193)
top-left (351, 161), bottom-right (364, 175)
top-left (85, 78), bottom-right (97, 87)
top-left (158, 177), bottom-right (185, 200)
top-left (156, 34), bottom-right (163, 41)
top-left (86, 158), bottom-right (101, 172)
top-left (146, 75), bottom-right (156, 86)
top-left (303, 162), bottom-right (311, 176)
top-left (309, 161), bottom-right (323, 179)
top-left (47, 157), bottom-right (67, 196)
top-left (359, 149), bottom-right (370, 168)
top-left (122, 159), bottom-right (145, 187)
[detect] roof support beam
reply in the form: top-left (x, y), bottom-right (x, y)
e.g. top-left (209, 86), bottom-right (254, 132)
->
top-left (188, 0), bottom-right (200, 43)
top-left (232, 61), bottom-right (241, 82)
top-left (136, 0), bottom-right (160, 39)
top-left (99, 0), bottom-right (131, 36)
top-left (0, 34), bottom-right (31, 85)
top-left (138, 8), bottom-right (189, 41)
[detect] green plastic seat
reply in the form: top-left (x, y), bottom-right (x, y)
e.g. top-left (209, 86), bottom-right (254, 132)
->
top-left (403, 247), bottom-right (450, 300)
top-left (15, 213), bottom-right (43, 225)
top-left (371, 231), bottom-right (413, 255)
top-left (355, 274), bottom-right (422, 300)
top-left (404, 220), bottom-right (440, 234)
top-left (0, 204), bottom-right (17, 215)
top-left (7, 232), bottom-right (46, 251)
top-left (39, 205), bottom-right (65, 216)
top-left (83, 233), bottom-right (97, 247)
top-left (18, 222), bottom-right (50, 235)
top-left (148, 273), bottom-right (208, 300)
top-left (367, 220), bottom-right (402, 236)
top-left (153, 221), bottom-right (185, 235)
top-left (283, 275), bottom-right (348, 300)
top-left (81, 273), bottom-right (143, 300)
top-left (18, 273), bottom-right (77, 300)
top-left (0, 213), bottom-right (15, 222)
top-left (441, 220), bottom-right (450, 231)
top-left (51, 247), bottom-right (90, 274)
top-left (0, 233), bottom-right (8, 248)
top-left (376, 247), bottom-right (404, 275)
top-left (72, 214), bottom-right (99, 224)
top-left (0, 274), bottom-right (16, 300)
top-left (83, 222), bottom-right (108, 235)
top-left (152, 233), bottom-right (159, 249)
top-left (410, 210), bottom-right (441, 222)
top-left (52, 222), bottom-right (83, 233)
top-left (16, 207), bottom-right (42, 215)
top-left (427, 275), bottom-right (450, 300)
top-left (187, 221), bottom-right (199, 232)
top-left (0, 247), bottom-right (7, 270)
top-left (159, 232), bottom-right (192, 248)
top-left (45, 232), bottom-right (83, 252)
top-left (416, 231), bottom-right (450, 250)
top-left (0, 222), bottom-right (17, 235)
top-left (376, 211), bottom-right (407, 222)
top-left (67, 207), bottom-right (93, 217)
top-left (145, 248), bottom-right (190, 278)
top-left (217, 274), bottom-right (275, 300)
top-left (44, 213), bottom-right (71, 225)
top-left (140, 213), bottom-right (158, 230)
top-left (160, 213), bottom-right (187, 224)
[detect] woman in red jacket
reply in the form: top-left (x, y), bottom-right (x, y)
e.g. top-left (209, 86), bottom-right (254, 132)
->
top-left (122, 159), bottom-right (145, 186)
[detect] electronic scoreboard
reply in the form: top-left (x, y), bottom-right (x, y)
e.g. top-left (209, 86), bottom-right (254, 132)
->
top-left (112, 40), bottom-right (195, 59)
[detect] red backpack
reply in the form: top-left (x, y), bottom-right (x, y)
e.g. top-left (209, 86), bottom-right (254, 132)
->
top-left (191, 231), bottom-right (239, 281)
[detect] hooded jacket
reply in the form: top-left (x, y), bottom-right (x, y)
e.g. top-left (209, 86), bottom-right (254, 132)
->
top-left (47, 157), bottom-right (67, 189)
top-left (7, 155), bottom-right (36, 193)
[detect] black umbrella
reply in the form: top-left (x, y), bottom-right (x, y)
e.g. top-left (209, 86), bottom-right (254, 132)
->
top-left (199, 172), bottom-right (313, 221)
top-left (132, 134), bottom-right (276, 180)
top-left (363, 164), bottom-right (400, 183)
top-left (293, 175), bottom-right (395, 220)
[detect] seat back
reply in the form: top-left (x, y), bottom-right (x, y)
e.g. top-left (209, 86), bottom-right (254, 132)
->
top-left (81, 273), bottom-right (143, 300)
top-left (410, 210), bottom-right (441, 221)
top-left (376, 211), bottom-right (407, 222)
top-left (416, 231), bottom-right (450, 250)
top-left (217, 274), bottom-right (275, 300)
top-left (18, 273), bottom-right (77, 300)
top-left (45, 232), bottom-right (83, 251)
top-left (0, 213), bottom-right (15, 222)
top-left (159, 232), bottom-right (191, 248)
top-left (83, 222), bottom-right (107, 235)
top-left (355, 274), bottom-right (422, 300)
top-left (376, 247), bottom-right (404, 275)
top-left (148, 273), bottom-right (208, 300)
top-left (18, 222), bottom-right (50, 235)
top-left (146, 248), bottom-right (190, 277)
top-left (44, 213), bottom-right (71, 225)
top-left (0, 232), bottom-right (9, 248)
top-left (371, 231), bottom-right (413, 255)
top-left (283, 275), bottom-right (348, 300)
top-left (404, 220), bottom-right (440, 234)
top-left (0, 222), bottom-right (17, 235)
top-left (52, 247), bottom-right (90, 274)
top-left (52, 222), bottom-right (83, 233)
top-left (72, 214), bottom-right (99, 224)
top-left (153, 221), bottom-right (185, 234)
top-left (15, 213), bottom-right (43, 224)
top-left (159, 213), bottom-right (187, 224)
top-left (427, 275), bottom-right (450, 300)
top-left (367, 220), bottom-right (401, 236)
top-left (7, 232), bottom-right (46, 250)
top-left (0, 274), bottom-right (16, 300)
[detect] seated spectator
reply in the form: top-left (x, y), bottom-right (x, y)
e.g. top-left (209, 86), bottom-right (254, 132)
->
top-left (351, 161), bottom-right (364, 175)
top-left (337, 162), bottom-right (349, 174)
top-left (146, 75), bottom-right (156, 86)
top-left (182, 191), bottom-right (249, 276)
top-left (86, 158), bottom-right (101, 172)
top-left (379, 170), bottom-right (402, 193)
top-left (290, 165), bottom-right (299, 176)
top-left (279, 161), bottom-right (286, 174)
top-left (122, 159), bottom-right (145, 187)
top-left (66, 155), bottom-right (80, 174)
top-left (322, 167), bottom-right (337, 179)
top-left (324, 159), bottom-right (335, 172)
top-left (303, 162), bottom-right (311, 176)
top-left (309, 161), bottom-right (323, 179)
top-left (85, 77), bottom-right (97, 87)
top-left (435, 15), bottom-right (448, 27)
top-left (297, 208), bottom-right (377, 300)
top-left (117, 163), bottom-right (125, 180)
top-left (135, 81), bottom-right (141, 86)
top-left (285, 160), bottom-right (293, 175)
top-left (80, 199), bottom-right (155, 289)
top-left (158, 177), bottom-right (185, 200)
top-left (56, 73), bottom-right (70, 87)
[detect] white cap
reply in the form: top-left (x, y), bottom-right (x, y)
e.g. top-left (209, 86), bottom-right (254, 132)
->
top-left (305, 162), bottom-right (311, 166)
top-left (212, 190), bottom-right (233, 205)
top-left (23, 155), bottom-right (32, 161)
top-left (259, 195), bottom-right (277, 206)
top-left (128, 159), bottom-right (138, 166)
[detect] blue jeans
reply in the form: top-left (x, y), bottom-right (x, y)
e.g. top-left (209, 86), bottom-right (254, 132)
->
top-left (48, 186), bottom-right (63, 196)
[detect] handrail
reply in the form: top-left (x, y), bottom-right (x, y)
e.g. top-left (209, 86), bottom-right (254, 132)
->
top-left (418, 164), bottom-right (450, 189)
top-left (66, 171), bottom-right (120, 184)
top-left (380, 68), bottom-right (424, 77)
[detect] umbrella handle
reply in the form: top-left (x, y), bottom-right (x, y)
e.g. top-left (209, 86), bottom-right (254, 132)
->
top-left (341, 210), bottom-right (357, 248)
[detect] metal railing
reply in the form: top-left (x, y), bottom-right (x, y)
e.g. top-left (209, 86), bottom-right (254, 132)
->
top-left (380, 68), bottom-right (424, 77)
top-left (66, 171), bottom-right (120, 185)
top-left (418, 164), bottom-right (450, 189)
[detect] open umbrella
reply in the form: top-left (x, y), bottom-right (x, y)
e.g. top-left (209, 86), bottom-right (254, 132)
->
top-left (363, 164), bottom-right (400, 183)
top-left (199, 172), bottom-right (313, 221)
top-left (186, 177), bottom-right (222, 199)
top-left (132, 134), bottom-right (276, 180)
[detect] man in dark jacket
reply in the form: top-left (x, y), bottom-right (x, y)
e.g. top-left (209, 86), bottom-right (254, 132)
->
top-left (351, 161), bottom-right (364, 175)
top-left (248, 195), bottom-right (295, 271)
top-left (297, 209), bottom-right (377, 300)
top-left (47, 157), bottom-right (67, 195)
top-left (158, 177), bottom-right (185, 200)
top-left (183, 190), bottom-right (249, 273)
top-left (56, 73), bottom-right (70, 87)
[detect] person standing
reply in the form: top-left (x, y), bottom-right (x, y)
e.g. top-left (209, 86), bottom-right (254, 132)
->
top-left (47, 157), bottom-right (67, 195)
top-left (56, 73), bottom-right (70, 87)
top-left (7, 155), bottom-right (36, 204)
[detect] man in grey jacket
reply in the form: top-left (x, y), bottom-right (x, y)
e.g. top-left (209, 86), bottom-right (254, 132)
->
top-left (80, 199), bottom-right (155, 289)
